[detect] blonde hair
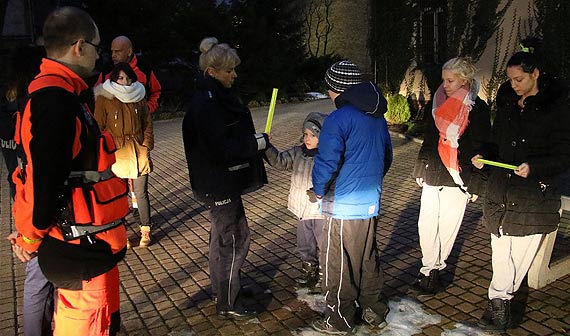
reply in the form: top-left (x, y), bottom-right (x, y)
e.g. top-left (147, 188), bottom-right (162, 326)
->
top-left (198, 37), bottom-right (241, 71)
top-left (442, 57), bottom-right (478, 86)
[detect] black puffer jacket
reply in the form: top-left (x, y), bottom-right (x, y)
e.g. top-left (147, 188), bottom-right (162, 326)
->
top-left (413, 97), bottom-right (491, 195)
top-left (482, 74), bottom-right (570, 236)
top-left (182, 74), bottom-right (267, 203)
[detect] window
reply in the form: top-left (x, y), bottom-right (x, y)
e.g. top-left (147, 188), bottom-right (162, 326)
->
top-left (418, 0), bottom-right (447, 64)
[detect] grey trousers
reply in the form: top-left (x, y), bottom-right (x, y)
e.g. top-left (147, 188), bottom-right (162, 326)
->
top-left (132, 175), bottom-right (151, 227)
top-left (297, 218), bottom-right (325, 265)
top-left (321, 217), bottom-right (387, 331)
top-left (207, 195), bottom-right (250, 311)
top-left (24, 258), bottom-right (54, 336)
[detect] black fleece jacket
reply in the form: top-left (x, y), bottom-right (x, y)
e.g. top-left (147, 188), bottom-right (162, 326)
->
top-left (182, 74), bottom-right (267, 202)
top-left (482, 74), bottom-right (570, 236)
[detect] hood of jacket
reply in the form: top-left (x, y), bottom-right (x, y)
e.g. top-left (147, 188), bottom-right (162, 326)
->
top-left (497, 73), bottom-right (570, 109)
top-left (333, 81), bottom-right (388, 118)
top-left (94, 83), bottom-right (112, 100)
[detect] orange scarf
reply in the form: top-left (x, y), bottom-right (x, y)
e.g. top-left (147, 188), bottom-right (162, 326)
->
top-left (432, 83), bottom-right (474, 187)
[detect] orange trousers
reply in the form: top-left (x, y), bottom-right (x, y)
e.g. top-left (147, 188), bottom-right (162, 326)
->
top-left (54, 266), bottom-right (120, 336)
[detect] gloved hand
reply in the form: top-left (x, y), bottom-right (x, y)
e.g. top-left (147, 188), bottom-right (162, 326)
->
top-left (307, 188), bottom-right (317, 203)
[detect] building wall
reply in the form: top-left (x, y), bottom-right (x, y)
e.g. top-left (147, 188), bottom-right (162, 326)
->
top-left (476, 0), bottom-right (534, 101)
top-left (401, 0), bottom-right (534, 102)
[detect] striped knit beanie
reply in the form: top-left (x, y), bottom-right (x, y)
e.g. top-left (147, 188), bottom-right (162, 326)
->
top-left (324, 60), bottom-right (362, 93)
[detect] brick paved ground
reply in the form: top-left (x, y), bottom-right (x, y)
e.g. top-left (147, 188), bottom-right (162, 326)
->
top-left (1, 99), bottom-right (569, 335)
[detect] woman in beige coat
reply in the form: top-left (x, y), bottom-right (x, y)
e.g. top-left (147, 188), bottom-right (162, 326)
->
top-left (94, 62), bottom-right (154, 247)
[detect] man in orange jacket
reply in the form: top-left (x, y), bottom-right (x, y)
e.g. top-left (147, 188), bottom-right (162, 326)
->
top-left (13, 7), bottom-right (128, 336)
top-left (96, 35), bottom-right (162, 113)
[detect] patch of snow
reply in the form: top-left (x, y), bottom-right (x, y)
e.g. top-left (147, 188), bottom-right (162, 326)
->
top-left (293, 294), bottom-right (441, 336)
top-left (380, 297), bottom-right (441, 335)
top-left (296, 288), bottom-right (326, 313)
top-left (442, 322), bottom-right (489, 336)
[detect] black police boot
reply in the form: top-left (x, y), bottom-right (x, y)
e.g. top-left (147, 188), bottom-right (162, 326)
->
top-left (410, 269), bottom-right (441, 296)
top-left (478, 298), bottom-right (511, 332)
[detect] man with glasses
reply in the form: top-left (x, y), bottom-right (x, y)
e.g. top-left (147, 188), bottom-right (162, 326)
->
top-left (12, 7), bottom-right (128, 335)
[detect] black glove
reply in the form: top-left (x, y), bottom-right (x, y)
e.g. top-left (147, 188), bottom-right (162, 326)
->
top-left (307, 188), bottom-right (317, 203)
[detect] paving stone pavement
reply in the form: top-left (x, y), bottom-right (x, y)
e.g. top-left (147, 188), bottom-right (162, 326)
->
top-left (1, 99), bottom-right (569, 336)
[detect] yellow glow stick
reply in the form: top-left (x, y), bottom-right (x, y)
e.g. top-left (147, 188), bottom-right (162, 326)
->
top-left (476, 158), bottom-right (518, 170)
top-left (265, 88), bottom-right (278, 133)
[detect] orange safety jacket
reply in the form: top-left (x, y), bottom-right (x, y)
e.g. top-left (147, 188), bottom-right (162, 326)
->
top-left (13, 58), bottom-right (129, 289)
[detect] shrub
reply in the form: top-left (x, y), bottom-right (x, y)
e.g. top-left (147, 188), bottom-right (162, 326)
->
top-left (385, 93), bottom-right (411, 125)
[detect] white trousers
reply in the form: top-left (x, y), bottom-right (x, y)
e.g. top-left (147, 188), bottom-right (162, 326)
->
top-left (489, 232), bottom-right (543, 300)
top-left (418, 185), bottom-right (468, 276)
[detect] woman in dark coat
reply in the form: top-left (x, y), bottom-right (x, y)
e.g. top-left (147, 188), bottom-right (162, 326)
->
top-left (182, 37), bottom-right (268, 320)
top-left (411, 57), bottom-right (491, 296)
top-left (473, 49), bottom-right (570, 332)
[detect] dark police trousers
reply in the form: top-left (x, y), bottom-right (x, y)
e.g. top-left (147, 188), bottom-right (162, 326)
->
top-left (207, 195), bottom-right (250, 311)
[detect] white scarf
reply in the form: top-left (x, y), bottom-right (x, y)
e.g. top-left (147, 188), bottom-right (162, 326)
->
top-left (102, 79), bottom-right (146, 103)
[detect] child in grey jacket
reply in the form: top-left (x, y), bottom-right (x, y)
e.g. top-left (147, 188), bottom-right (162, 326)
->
top-left (265, 112), bottom-right (327, 289)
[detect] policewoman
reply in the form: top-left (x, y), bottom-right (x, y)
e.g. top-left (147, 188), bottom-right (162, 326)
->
top-left (182, 37), bottom-right (268, 320)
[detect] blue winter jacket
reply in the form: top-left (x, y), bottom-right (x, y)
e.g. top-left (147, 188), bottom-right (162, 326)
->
top-left (312, 82), bottom-right (393, 219)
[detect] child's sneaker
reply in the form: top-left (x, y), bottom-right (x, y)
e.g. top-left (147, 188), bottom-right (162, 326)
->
top-left (139, 226), bottom-right (151, 247)
top-left (312, 318), bottom-right (355, 335)
top-left (362, 307), bottom-right (389, 330)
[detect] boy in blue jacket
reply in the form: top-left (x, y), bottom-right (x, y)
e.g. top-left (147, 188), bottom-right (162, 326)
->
top-left (311, 60), bottom-right (393, 334)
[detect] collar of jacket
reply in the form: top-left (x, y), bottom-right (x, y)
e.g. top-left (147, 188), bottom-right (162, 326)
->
top-left (129, 54), bottom-right (139, 69)
top-left (498, 73), bottom-right (570, 109)
top-left (29, 58), bottom-right (88, 95)
top-left (301, 144), bottom-right (318, 157)
top-left (196, 73), bottom-right (249, 116)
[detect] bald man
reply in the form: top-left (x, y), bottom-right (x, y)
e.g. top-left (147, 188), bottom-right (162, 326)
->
top-left (97, 35), bottom-right (162, 113)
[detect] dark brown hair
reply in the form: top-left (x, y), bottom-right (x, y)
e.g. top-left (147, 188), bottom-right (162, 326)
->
top-left (110, 62), bottom-right (138, 83)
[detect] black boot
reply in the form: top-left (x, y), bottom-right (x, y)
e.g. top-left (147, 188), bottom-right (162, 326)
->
top-left (296, 262), bottom-right (318, 287)
top-left (478, 298), bottom-right (511, 332)
top-left (410, 269), bottom-right (441, 296)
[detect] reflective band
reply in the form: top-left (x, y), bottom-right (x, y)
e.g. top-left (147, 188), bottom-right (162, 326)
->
top-left (254, 133), bottom-right (266, 151)
top-left (60, 220), bottom-right (125, 241)
top-left (22, 235), bottom-right (42, 244)
top-left (228, 163), bottom-right (250, 172)
top-left (67, 168), bottom-right (115, 184)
